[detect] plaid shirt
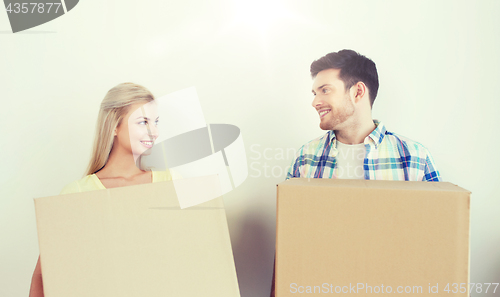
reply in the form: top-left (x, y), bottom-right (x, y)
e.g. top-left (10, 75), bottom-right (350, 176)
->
top-left (286, 120), bottom-right (441, 181)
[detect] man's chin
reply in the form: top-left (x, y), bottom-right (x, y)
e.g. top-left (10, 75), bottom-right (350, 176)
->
top-left (319, 123), bottom-right (334, 130)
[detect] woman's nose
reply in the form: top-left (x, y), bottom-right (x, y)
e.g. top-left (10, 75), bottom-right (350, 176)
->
top-left (147, 123), bottom-right (159, 140)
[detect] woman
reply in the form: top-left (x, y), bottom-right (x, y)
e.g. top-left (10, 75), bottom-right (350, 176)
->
top-left (29, 82), bottom-right (175, 296)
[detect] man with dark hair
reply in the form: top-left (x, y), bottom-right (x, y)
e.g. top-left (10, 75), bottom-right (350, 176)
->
top-left (310, 49), bottom-right (379, 107)
top-left (287, 49), bottom-right (440, 181)
top-left (270, 49), bottom-right (440, 297)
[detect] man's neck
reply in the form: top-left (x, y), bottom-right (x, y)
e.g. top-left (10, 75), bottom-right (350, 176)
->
top-left (334, 118), bottom-right (376, 145)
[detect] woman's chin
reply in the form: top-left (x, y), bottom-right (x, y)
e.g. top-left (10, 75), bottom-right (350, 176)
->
top-left (138, 147), bottom-right (153, 156)
top-left (131, 148), bottom-right (153, 162)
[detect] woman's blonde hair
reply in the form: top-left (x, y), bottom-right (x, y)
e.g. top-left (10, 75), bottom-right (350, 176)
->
top-left (85, 82), bottom-right (155, 176)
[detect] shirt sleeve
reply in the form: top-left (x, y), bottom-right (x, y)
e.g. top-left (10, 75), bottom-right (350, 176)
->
top-left (286, 158), bottom-right (296, 180)
top-left (59, 180), bottom-right (81, 195)
top-left (286, 146), bottom-right (305, 180)
top-left (169, 169), bottom-right (183, 180)
top-left (422, 148), bottom-right (442, 182)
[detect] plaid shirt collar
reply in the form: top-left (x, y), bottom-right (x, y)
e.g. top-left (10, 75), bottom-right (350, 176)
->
top-left (327, 119), bottom-right (387, 149)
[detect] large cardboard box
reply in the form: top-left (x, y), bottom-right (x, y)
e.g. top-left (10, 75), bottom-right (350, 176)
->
top-left (276, 179), bottom-right (470, 296)
top-left (34, 177), bottom-right (240, 297)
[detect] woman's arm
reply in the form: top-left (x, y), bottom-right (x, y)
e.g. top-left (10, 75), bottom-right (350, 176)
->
top-left (270, 255), bottom-right (275, 297)
top-left (29, 256), bottom-right (44, 297)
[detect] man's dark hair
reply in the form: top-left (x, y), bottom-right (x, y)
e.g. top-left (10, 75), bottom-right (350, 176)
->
top-left (310, 49), bottom-right (379, 106)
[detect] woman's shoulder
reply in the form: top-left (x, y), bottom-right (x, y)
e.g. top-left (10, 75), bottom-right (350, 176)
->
top-left (59, 174), bottom-right (104, 195)
top-left (60, 171), bottom-right (182, 194)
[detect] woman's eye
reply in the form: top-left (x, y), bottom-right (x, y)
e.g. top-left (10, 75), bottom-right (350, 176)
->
top-left (139, 120), bottom-right (147, 125)
top-left (322, 88), bottom-right (329, 94)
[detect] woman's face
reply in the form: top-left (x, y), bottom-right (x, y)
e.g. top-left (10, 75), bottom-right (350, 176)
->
top-left (114, 101), bottom-right (159, 161)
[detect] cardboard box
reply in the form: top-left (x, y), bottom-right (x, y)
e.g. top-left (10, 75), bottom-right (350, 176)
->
top-left (276, 178), bottom-right (470, 296)
top-left (34, 177), bottom-right (240, 297)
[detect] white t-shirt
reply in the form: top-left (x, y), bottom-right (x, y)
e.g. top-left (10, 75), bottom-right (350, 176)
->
top-left (335, 141), bottom-right (366, 179)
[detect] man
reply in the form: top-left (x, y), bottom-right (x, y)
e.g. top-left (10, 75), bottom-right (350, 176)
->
top-left (270, 49), bottom-right (441, 296)
top-left (287, 49), bottom-right (441, 181)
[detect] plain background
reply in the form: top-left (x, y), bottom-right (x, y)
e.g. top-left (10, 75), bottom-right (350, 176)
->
top-left (1, 0), bottom-right (499, 296)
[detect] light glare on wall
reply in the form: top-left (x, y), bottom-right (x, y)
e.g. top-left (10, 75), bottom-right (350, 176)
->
top-left (147, 37), bottom-right (169, 56)
top-left (232, 0), bottom-right (292, 33)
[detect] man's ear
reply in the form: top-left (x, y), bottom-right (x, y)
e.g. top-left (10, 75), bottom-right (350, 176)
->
top-left (353, 82), bottom-right (367, 103)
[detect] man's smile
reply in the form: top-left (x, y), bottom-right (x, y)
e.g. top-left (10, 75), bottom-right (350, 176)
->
top-left (319, 109), bottom-right (331, 118)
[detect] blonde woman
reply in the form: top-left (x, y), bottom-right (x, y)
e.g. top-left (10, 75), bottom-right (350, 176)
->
top-left (29, 82), bottom-right (175, 297)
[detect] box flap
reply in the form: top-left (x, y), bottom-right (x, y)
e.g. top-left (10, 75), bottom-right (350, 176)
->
top-left (280, 178), bottom-right (471, 193)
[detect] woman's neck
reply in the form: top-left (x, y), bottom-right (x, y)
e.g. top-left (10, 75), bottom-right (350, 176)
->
top-left (96, 146), bottom-right (144, 179)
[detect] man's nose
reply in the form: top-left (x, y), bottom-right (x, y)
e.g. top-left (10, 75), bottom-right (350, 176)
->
top-left (312, 95), bottom-right (321, 108)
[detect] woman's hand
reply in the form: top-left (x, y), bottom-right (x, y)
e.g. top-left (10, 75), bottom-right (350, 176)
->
top-left (29, 255), bottom-right (44, 297)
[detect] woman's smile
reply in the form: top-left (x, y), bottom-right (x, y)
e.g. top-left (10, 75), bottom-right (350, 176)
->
top-left (140, 140), bottom-right (154, 148)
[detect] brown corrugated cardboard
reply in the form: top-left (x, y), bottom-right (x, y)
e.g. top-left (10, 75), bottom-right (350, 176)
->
top-left (276, 178), bottom-right (470, 296)
top-left (34, 176), bottom-right (240, 297)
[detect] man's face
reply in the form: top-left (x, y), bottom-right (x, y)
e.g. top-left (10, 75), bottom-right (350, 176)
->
top-left (311, 68), bottom-right (355, 131)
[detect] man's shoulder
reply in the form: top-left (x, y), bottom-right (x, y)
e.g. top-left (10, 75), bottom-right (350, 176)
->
top-left (382, 127), bottom-right (441, 181)
top-left (296, 131), bottom-right (332, 155)
top-left (383, 130), bottom-right (432, 157)
top-left (287, 131), bottom-right (332, 179)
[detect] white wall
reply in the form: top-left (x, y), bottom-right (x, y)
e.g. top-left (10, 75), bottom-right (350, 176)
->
top-left (1, 1), bottom-right (499, 296)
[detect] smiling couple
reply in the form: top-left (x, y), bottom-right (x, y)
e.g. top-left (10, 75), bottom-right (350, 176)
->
top-left (28, 49), bottom-right (441, 297)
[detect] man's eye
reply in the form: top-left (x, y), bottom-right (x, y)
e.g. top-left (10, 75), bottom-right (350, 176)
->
top-left (322, 88), bottom-right (329, 93)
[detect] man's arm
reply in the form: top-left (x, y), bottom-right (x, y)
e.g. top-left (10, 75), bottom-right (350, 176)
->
top-left (423, 149), bottom-right (441, 181)
top-left (286, 147), bottom-right (305, 179)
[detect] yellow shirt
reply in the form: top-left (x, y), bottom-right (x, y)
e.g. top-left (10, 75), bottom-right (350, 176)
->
top-left (59, 170), bottom-right (174, 195)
